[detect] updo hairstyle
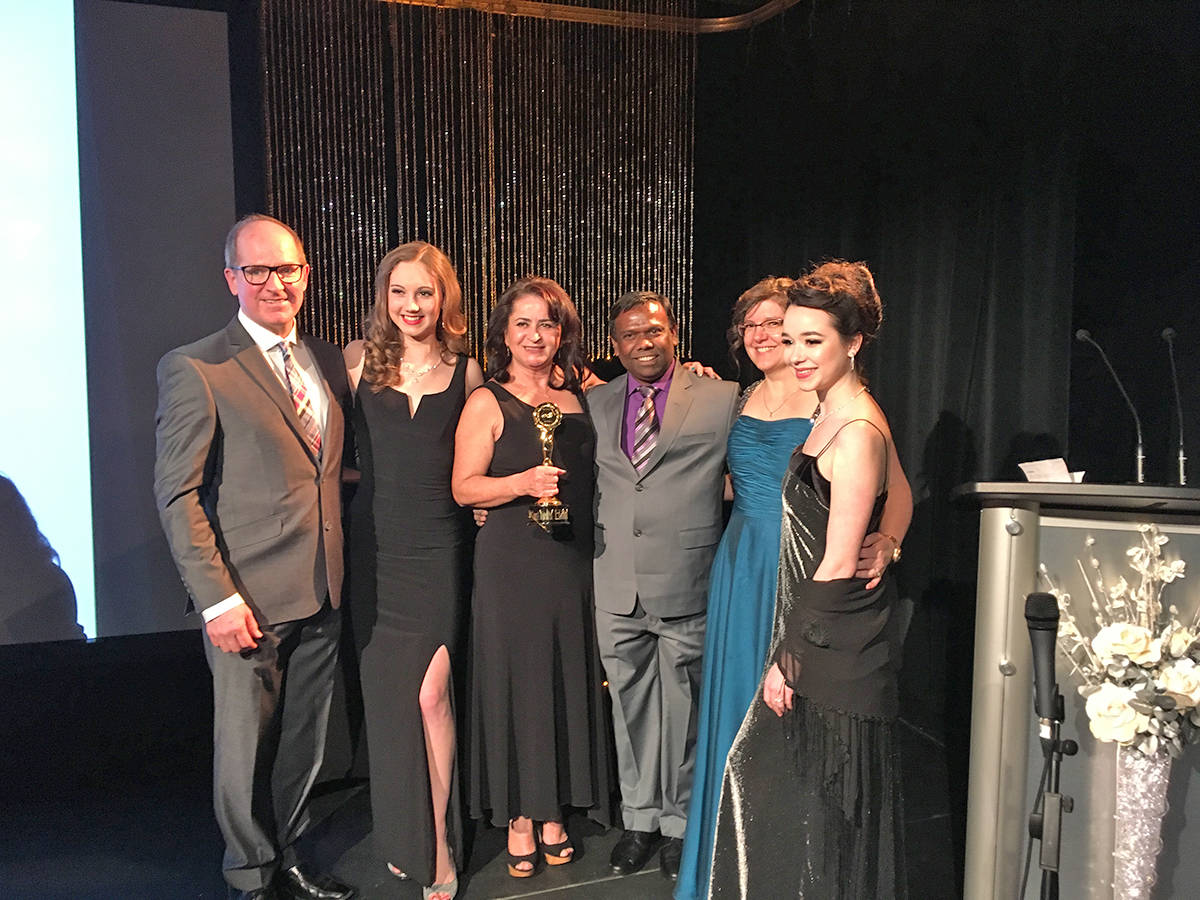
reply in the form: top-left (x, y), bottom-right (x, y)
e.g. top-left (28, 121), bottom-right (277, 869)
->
top-left (785, 259), bottom-right (883, 349)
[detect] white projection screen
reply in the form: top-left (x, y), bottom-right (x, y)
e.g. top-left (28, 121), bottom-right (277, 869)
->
top-left (0, 0), bottom-right (237, 644)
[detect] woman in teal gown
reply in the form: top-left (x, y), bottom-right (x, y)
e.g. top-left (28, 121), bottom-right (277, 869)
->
top-left (675, 278), bottom-right (912, 900)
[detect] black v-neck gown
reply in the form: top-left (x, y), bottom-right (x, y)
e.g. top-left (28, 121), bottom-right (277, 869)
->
top-left (348, 355), bottom-right (471, 885)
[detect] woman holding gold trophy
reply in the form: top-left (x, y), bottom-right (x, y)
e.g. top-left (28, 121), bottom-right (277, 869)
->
top-left (452, 276), bottom-right (612, 879)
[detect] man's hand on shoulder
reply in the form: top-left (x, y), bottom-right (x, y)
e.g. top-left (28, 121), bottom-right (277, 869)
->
top-left (205, 603), bottom-right (264, 654)
top-left (681, 360), bottom-right (721, 380)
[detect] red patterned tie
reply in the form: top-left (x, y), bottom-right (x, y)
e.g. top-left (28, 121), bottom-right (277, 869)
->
top-left (630, 385), bottom-right (658, 473)
top-left (277, 342), bottom-right (322, 456)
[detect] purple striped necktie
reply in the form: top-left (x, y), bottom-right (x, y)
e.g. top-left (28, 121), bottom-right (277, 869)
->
top-left (630, 385), bottom-right (658, 473)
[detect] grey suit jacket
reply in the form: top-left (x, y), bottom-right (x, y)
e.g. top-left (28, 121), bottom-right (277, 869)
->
top-left (154, 316), bottom-right (348, 626)
top-left (591, 365), bottom-right (738, 618)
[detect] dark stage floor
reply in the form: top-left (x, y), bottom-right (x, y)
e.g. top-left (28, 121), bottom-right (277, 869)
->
top-left (0, 720), bottom-right (954, 899)
top-left (0, 632), bottom-right (956, 899)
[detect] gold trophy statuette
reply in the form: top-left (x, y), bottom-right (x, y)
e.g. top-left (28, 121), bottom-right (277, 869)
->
top-left (529, 401), bottom-right (570, 532)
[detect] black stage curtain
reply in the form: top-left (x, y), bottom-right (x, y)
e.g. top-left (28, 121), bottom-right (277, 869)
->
top-left (694, 1), bottom-right (1079, 478)
top-left (1066, 8), bottom-right (1200, 487)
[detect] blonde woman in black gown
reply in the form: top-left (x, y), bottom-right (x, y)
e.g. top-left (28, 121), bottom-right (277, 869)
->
top-left (344, 243), bottom-right (482, 900)
top-left (709, 260), bottom-right (906, 898)
top-left (452, 277), bottom-right (611, 880)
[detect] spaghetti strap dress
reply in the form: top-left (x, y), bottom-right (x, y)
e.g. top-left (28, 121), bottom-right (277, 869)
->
top-left (709, 419), bottom-right (906, 899)
top-left (348, 354), bottom-right (471, 885)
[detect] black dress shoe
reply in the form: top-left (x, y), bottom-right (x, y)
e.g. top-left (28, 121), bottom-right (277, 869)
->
top-left (659, 836), bottom-right (683, 881)
top-left (277, 865), bottom-right (357, 900)
top-left (610, 828), bottom-right (660, 875)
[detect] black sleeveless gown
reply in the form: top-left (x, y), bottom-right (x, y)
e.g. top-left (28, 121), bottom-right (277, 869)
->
top-left (467, 382), bottom-right (613, 827)
top-left (348, 355), bottom-right (471, 885)
top-left (709, 431), bottom-right (906, 898)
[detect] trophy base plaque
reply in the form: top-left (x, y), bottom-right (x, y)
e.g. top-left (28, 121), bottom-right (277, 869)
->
top-left (529, 502), bottom-right (570, 532)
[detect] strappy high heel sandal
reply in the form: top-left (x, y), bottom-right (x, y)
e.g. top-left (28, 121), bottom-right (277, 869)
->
top-left (422, 874), bottom-right (459, 900)
top-left (507, 847), bottom-right (539, 878)
top-left (507, 821), bottom-right (540, 878)
top-left (538, 825), bottom-right (575, 866)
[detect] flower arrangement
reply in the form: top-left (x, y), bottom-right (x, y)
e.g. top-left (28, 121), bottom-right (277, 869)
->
top-left (1039, 524), bottom-right (1190, 757)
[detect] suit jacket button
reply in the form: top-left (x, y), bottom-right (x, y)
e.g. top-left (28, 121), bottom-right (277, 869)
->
top-left (324, 522), bottom-right (332, 531)
top-left (633, 529), bottom-right (642, 537)
top-left (635, 484), bottom-right (644, 492)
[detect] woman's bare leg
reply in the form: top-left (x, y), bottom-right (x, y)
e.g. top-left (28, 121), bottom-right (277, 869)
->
top-left (419, 645), bottom-right (456, 886)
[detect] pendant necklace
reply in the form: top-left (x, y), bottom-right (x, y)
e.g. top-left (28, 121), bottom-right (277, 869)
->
top-left (762, 384), bottom-right (803, 418)
top-left (811, 384), bottom-right (868, 425)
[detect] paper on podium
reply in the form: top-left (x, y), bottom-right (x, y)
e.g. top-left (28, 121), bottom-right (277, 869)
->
top-left (1018, 458), bottom-right (1085, 483)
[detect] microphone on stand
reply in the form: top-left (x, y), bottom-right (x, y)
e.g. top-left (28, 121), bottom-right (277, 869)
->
top-left (1025, 592), bottom-right (1062, 730)
top-left (1024, 591), bottom-right (1076, 899)
top-left (1163, 327), bottom-right (1187, 486)
top-left (1076, 329), bottom-right (1145, 484)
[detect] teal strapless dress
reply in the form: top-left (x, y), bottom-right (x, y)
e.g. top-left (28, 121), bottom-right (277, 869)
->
top-left (675, 413), bottom-right (813, 900)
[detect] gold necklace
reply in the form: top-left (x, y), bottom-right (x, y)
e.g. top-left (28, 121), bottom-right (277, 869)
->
top-left (761, 383), bottom-right (803, 418)
top-left (811, 385), bottom-right (868, 425)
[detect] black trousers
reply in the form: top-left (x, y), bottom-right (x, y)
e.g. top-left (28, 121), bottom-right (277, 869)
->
top-left (203, 601), bottom-right (341, 891)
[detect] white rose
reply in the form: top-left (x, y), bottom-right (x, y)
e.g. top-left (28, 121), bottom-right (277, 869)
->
top-left (1160, 659), bottom-right (1200, 708)
top-left (1084, 683), bottom-right (1149, 744)
top-left (1092, 623), bottom-right (1161, 666)
top-left (1168, 628), bottom-right (1197, 658)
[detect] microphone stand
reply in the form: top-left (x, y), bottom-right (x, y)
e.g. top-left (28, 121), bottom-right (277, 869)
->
top-left (1076, 330), bottom-right (1144, 483)
top-left (1164, 328), bottom-right (1187, 485)
top-left (1027, 692), bottom-right (1078, 900)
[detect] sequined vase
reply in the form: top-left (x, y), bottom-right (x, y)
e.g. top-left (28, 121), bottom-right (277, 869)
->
top-left (1113, 746), bottom-right (1172, 900)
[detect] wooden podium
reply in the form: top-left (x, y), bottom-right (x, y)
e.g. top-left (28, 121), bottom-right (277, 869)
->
top-left (957, 483), bottom-right (1200, 900)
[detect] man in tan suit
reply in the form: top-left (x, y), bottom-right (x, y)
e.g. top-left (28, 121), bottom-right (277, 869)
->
top-left (154, 215), bottom-right (355, 900)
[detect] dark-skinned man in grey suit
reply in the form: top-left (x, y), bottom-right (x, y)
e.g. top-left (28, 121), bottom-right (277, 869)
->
top-left (590, 291), bottom-right (739, 880)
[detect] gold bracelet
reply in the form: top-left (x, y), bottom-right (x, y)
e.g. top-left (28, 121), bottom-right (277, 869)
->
top-left (880, 532), bottom-right (902, 563)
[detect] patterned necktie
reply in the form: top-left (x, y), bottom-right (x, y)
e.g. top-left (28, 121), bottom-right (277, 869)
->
top-left (277, 342), bottom-right (322, 457)
top-left (630, 385), bottom-right (659, 473)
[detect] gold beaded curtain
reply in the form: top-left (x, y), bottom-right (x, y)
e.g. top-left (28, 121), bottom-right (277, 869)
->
top-left (262, 0), bottom-right (393, 347)
top-left (261, 0), bottom-right (697, 359)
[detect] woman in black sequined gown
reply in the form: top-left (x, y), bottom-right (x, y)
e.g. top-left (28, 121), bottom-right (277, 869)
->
top-left (710, 261), bottom-right (907, 899)
top-left (345, 243), bottom-right (482, 899)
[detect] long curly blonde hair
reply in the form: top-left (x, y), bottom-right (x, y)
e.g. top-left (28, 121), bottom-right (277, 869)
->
top-left (362, 242), bottom-right (469, 390)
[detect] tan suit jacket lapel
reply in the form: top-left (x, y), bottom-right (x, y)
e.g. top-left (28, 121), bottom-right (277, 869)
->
top-left (226, 319), bottom-right (321, 468)
top-left (302, 334), bottom-right (344, 479)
